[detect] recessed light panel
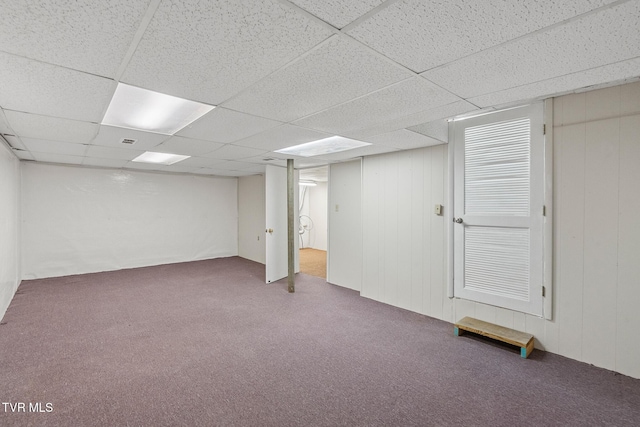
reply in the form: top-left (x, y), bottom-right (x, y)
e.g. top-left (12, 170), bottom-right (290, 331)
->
top-left (275, 136), bottom-right (370, 157)
top-left (102, 83), bottom-right (215, 135)
top-left (132, 151), bottom-right (190, 165)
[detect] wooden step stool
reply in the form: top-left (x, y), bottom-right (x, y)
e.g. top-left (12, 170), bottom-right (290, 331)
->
top-left (454, 316), bottom-right (535, 358)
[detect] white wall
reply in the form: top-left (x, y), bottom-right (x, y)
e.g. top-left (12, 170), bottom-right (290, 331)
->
top-left (22, 163), bottom-right (238, 279)
top-left (300, 182), bottom-right (327, 250)
top-left (0, 143), bottom-right (20, 321)
top-left (238, 174), bottom-right (266, 264)
top-left (357, 81), bottom-right (640, 379)
top-left (362, 146), bottom-right (448, 316)
top-left (309, 182), bottom-right (327, 251)
top-left (328, 160), bottom-right (362, 291)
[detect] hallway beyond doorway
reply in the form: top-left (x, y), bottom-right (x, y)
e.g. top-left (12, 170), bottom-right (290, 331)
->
top-left (299, 248), bottom-right (326, 279)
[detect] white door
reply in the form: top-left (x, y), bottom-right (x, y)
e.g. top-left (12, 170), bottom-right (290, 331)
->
top-left (265, 164), bottom-right (299, 283)
top-left (453, 104), bottom-right (544, 315)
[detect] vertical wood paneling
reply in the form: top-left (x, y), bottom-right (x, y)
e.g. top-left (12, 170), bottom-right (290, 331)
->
top-left (357, 84), bottom-right (640, 378)
top-left (397, 151), bottom-right (413, 310)
top-left (454, 299), bottom-right (476, 322)
top-left (582, 118), bottom-right (619, 371)
top-left (361, 156), bottom-right (380, 301)
top-left (430, 145), bottom-right (445, 320)
top-left (556, 123), bottom-right (586, 362)
top-left (525, 314), bottom-right (546, 349)
top-left (422, 148), bottom-right (433, 315)
top-left (495, 308), bottom-right (514, 329)
top-left (410, 150), bottom-right (425, 314)
top-left (475, 304), bottom-right (497, 324)
top-left (383, 154), bottom-right (399, 307)
top-left (616, 115), bottom-right (640, 378)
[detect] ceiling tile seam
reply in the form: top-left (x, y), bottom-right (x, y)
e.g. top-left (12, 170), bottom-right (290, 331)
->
top-left (283, 75), bottom-right (417, 127)
top-left (0, 134), bottom-right (21, 159)
top-left (335, 31), bottom-right (422, 75)
top-left (1, 108), bottom-right (103, 127)
top-left (217, 34), bottom-right (337, 108)
top-left (113, 0), bottom-right (162, 82)
top-left (276, 0), bottom-right (341, 32)
top-left (466, 55), bottom-right (640, 102)
top-left (339, 0), bottom-right (404, 32)
top-left (420, 0), bottom-right (635, 74)
top-left (416, 74), bottom-right (479, 107)
top-left (340, 100), bottom-right (481, 138)
top-left (0, 49), bottom-right (117, 82)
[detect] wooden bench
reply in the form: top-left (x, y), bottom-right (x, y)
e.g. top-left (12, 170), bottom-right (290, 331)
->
top-left (454, 316), bottom-right (535, 358)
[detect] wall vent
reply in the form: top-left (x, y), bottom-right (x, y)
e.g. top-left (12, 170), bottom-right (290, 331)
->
top-left (120, 138), bottom-right (137, 145)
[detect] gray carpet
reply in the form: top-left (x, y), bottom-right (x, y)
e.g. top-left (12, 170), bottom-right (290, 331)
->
top-left (1, 257), bottom-right (638, 426)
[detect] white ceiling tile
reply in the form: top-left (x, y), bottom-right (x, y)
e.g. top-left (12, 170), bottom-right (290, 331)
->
top-left (203, 145), bottom-right (269, 160)
top-left (22, 138), bottom-right (88, 156)
top-left (163, 163), bottom-right (203, 174)
top-left (177, 108), bottom-right (282, 143)
top-left (91, 126), bottom-right (170, 151)
top-left (85, 145), bottom-right (144, 160)
top-left (176, 156), bottom-right (226, 168)
top-left (82, 157), bottom-right (129, 169)
top-left (347, 0), bottom-right (618, 72)
top-left (289, 0), bottom-right (384, 28)
top-left (362, 129), bottom-right (444, 149)
top-left (32, 152), bottom-right (84, 165)
top-left (0, 52), bottom-right (116, 122)
top-left (342, 100), bottom-right (477, 139)
top-left (407, 120), bottom-right (449, 143)
top-left (13, 150), bottom-right (35, 161)
top-left (4, 110), bottom-right (99, 144)
top-left (316, 144), bottom-right (399, 161)
top-left (0, 1), bottom-right (150, 77)
top-left (423, 1), bottom-right (640, 98)
top-left (211, 160), bottom-right (263, 171)
top-left (239, 156), bottom-right (288, 168)
top-left (3, 135), bottom-right (27, 151)
top-left (121, 0), bottom-right (333, 105)
top-left (0, 112), bottom-right (12, 134)
top-left (234, 124), bottom-right (332, 151)
top-left (293, 77), bottom-right (461, 134)
top-left (467, 58), bottom-right (640, 109)
top-left (224, 35), bottom-right (413, 122)
top-left (152, 136), bottom-right (223, 156)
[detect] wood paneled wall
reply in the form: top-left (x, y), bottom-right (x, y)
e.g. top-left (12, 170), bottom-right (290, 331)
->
top-left (358, 81), bottom-right (640, 379)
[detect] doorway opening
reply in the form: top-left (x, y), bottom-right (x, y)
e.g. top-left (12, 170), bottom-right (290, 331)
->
top-left (298, 166), bottom-right (328, 279)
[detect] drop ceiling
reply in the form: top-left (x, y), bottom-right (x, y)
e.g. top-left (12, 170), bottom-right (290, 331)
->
top-left (1, 0), bottom-right (638, 177)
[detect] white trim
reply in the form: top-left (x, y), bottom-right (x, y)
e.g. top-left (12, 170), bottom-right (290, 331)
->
top-left (447, 123), bottom-right (455, 298)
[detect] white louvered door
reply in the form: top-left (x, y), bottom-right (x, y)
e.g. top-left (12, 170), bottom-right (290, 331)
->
top-left (453, 104), bottom-right (544, 316)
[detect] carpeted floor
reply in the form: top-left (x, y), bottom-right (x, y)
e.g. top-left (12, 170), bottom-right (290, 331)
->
top-left (299, 248), bottom-right (326, 279)
top-left (1, 257), bottom-right (639, 426)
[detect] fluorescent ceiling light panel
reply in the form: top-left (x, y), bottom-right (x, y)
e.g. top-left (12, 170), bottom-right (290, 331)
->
top-left (132, 151), bottom-right (190, 165)
top-left (102, 83), bottom-right (215, 135)
top-left (275, 136), bottom-right (370, 157)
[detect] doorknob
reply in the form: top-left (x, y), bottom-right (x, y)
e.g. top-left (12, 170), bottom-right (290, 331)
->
top-left (266, 228), bottom-right (274, 234)
top-left (454, 218), bottom-right (463, 224)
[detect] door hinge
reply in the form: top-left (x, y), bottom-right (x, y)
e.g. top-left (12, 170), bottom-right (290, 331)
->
top-left (542, 286), bottom-right (546, 297)
top-left (543, 124), bottom-right (546, 135)
top-left (542, 205), bottom-right (546, 216)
